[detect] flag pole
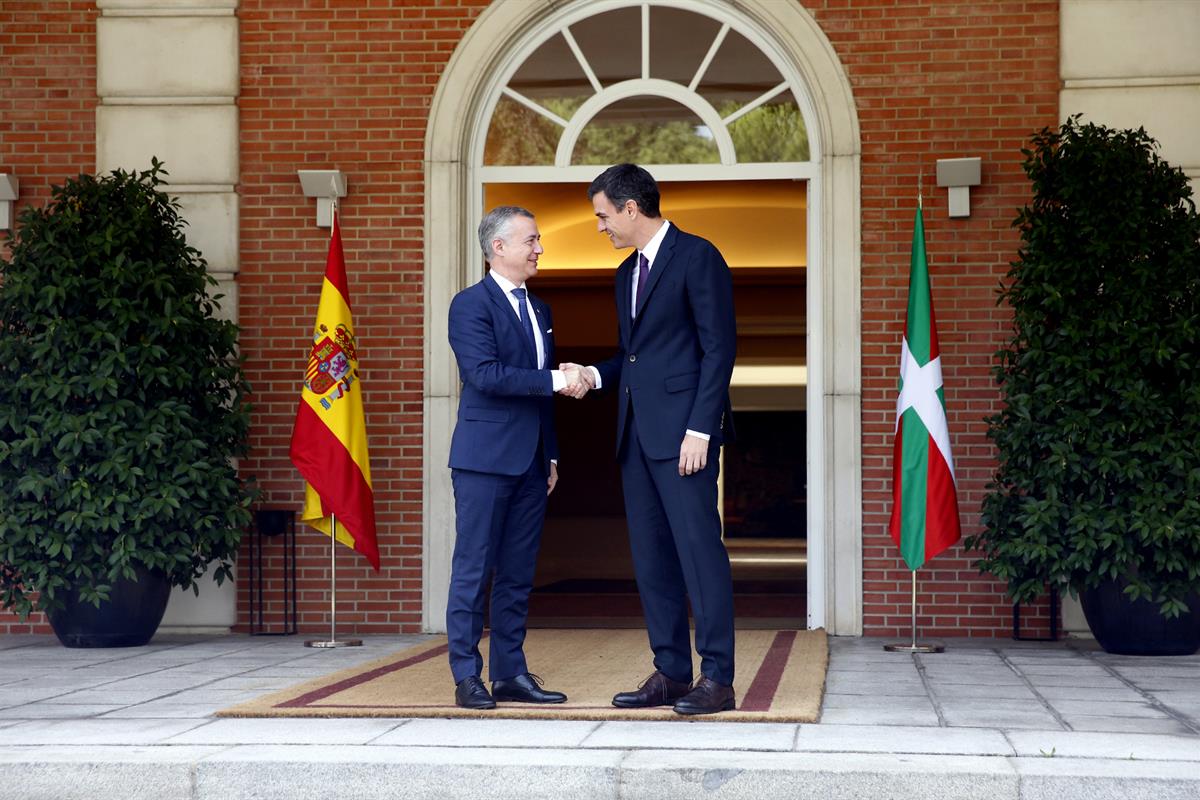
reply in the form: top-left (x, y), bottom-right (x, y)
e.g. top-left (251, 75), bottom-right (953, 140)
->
top-left (304, 195), bottom-right (362, 649)
top-left (884, 569), bottom-right (944, 653)
top-left (304, 514), bottom-right (362, 648)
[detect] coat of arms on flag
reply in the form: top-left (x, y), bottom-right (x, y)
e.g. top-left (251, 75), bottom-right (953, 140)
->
top-left (288, 212), bottom-right (379, 570)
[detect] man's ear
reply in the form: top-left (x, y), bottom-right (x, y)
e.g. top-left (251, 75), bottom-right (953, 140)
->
top-left (625, 199), bottom-right (638, 217)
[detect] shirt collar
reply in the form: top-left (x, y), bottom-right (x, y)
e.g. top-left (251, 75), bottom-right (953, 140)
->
top-left (638, 220), bottom-right (671, 267)
top-left (488, 269), bottom-right (524, 296)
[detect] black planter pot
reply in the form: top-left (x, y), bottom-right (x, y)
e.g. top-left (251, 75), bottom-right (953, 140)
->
top-left (46, 565), bottom-right (173, 648)
top-left (1079, 577), bottom-right (1200, 656)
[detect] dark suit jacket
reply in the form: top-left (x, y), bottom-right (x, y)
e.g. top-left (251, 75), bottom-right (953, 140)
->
top-left (447, 275), bottom-right (558, 476)
top-left (595, 224), bottom-right (736, 460)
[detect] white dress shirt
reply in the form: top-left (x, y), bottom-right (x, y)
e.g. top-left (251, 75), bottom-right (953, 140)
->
top-left (488, 271), bottom-right (566, 391)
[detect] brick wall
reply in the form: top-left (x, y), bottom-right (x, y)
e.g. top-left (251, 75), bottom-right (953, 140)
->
top-left (1, 0), bottom-right (1061, 639)
top-left (236, 0), bottom-right (491, 635)
top-left (807, 0), bottom-right (1061, 637)
top-left (237, 0), bottom-right (1060, 637)
top-left (0, 1), bottom-right (97, 635)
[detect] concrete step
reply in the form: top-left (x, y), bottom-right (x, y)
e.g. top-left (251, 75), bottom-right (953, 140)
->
top-left (3, 744), bottom-right (1200, 800)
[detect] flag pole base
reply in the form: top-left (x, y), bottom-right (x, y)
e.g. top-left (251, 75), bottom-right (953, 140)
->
top-left (304, 639), bottom-right (362, 648)
top-left (883, 642), bottom-right (945, 653)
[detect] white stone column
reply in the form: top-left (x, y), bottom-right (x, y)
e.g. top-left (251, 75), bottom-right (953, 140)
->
top-left (1059, 0), bottom-right (1200, 634)
top-left (96, 0), bottom-right (241, 632)
top-left (1060, 1), bottom-right (1200, 194)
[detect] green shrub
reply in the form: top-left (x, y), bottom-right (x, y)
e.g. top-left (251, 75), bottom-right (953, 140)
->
top-left (969, 117), bottom-right (1200, 617)
top-left (0, 160), bottom-right (254, 619)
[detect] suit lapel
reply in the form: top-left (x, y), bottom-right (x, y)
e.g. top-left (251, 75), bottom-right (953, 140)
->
top-left (483, 275), bottom-right (537, 367)
top-left (532, 294), bottom-right (551, 368)
top-left (616, 252), bottom-right (635, 346)
top-left (632, 224), bottom-right (677, 322)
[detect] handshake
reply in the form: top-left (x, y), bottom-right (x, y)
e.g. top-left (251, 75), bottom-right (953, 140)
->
top-left (557, 362), bottom-right (596, 399)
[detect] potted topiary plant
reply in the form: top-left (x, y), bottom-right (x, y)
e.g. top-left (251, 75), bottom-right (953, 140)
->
top-left (0, 160), bottom-right (254, 647)
top-left (969, 117), bottom-right (1200, 655)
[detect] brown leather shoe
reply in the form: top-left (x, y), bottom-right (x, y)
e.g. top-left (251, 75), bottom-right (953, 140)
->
top-left (673, 676), bottom-right (735, 715)
top-left (612, 670), bottom-right (692, 708)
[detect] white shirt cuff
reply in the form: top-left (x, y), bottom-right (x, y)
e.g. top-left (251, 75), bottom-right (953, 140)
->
top-left (685, 429), bottom-right (710, 441)
top-left (551, 370), bottom-right (566, 391)
top-left (588, 366), bottom-right (602, 389)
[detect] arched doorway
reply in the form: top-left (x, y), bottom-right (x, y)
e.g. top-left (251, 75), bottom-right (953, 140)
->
top-left (424, 0), bottom-right (863, 635)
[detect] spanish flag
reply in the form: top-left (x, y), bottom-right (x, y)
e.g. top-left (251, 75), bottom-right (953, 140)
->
top-left (288, 211), bottom-right (380, 569)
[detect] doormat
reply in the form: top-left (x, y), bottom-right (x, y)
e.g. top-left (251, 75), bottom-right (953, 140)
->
top-left (219, 628), bottom-right (826, 722)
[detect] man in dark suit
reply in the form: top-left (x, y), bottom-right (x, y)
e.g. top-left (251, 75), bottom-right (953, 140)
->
top-left (446, 205), bottom-right (587, 709)
top-left (567, 164), bottom-right (738, 715)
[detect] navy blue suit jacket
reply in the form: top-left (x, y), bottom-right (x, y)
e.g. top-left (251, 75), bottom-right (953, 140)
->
top-left (447, 275), bottom-right (558, 476)
top-left (595, 224), bottom-right (736, 460)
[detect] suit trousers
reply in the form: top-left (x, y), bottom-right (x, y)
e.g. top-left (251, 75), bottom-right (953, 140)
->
top-left (447, 456), bottom-right (547, 684)
top-left (620, 412), bottom-right (735, 686)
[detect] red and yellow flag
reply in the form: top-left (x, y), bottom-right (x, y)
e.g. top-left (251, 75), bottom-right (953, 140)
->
top-left (288, 211), bottom-right (379, 569)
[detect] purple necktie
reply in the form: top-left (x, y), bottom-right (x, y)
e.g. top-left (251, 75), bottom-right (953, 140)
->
top-left (634, 252), bottom-right (649, 315)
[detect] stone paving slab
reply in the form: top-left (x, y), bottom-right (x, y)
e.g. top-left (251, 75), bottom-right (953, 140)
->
top-left (0, 718), bottom-right (208, 745)
top-left (0, 703), bottom-right (127, 719)
top-left (100, 702), bottom-right (240, 719)
top-left (164, 717), bottom-right (404, 746)
top-left (372, 718), bottom-right (598, 748)
top-left (822, 675), bottom-right (928, 695)
top-left (579, 719), bottom-right (797, 751)
top-left (793, 723), bottom-right (1014, 756)
top-left (930, 683), bottom-right (1037, 699)
top-left (816, 706), bottom-right (942, 726)
top-left (1005, 729), bottom-right (1200, 761)
top-left (1060, 715), bottom-right (1196, 734)
top-left (1036, 685), bottom-right (1143, 701)
top-left (1052, 700), bottom-right (1167, 718)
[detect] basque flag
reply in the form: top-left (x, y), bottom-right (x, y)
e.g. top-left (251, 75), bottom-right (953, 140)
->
top-left (289, 211), bottom-right (379, 569)
top-left (888, 202), bottom-right (961, 570)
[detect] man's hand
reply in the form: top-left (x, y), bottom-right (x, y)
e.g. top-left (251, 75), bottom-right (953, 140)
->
top-left (557, 362), bottom-right (595, 399)
top-left (678, 433), bottom-right (708, 477)
top-left (547, 461), bottom-right (559, 495)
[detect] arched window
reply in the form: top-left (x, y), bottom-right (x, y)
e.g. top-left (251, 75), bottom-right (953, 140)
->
top-left (481, 3), bottom-right (812, 171)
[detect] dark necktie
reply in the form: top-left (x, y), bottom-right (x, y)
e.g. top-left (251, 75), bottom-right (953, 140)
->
top-left (511, 287), bottom-right (538, 366)
top-left (634, 252), bottom-right (650, 315)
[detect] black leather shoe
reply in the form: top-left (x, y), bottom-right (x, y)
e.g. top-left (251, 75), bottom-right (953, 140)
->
top-left (673, 676), bottom-right (736, 715)
top-left (612, 670), bottom-right (692, 708)
top-left (455, 676), bottom-right (496, 709)
top-left (491, 672), bottom-right (567, 704)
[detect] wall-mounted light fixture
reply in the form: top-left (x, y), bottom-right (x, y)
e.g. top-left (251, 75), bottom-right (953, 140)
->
top-left (0, 174), bottom-right (19, 230)
top-left (935, 157), bottom-right (981, 218)
top-left (297, 169), bottom-right (347, 228)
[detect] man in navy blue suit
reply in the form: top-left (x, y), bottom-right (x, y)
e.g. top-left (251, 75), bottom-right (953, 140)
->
top-left (445, 206), bottom-right (588, 709)
top-left (567, 164), bottom-right (738, 715)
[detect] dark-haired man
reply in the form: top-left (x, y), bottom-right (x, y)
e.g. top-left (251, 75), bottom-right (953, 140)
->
top-left (566, 164), bottom-right (738, 715)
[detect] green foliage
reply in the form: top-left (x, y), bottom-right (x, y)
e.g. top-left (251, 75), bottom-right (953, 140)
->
top-left (483, 95), bottom-right (809, 166)
top-left (0, 160), bottom-right (254, 619)
top-left (968, 117), bottom-right (1200, 617)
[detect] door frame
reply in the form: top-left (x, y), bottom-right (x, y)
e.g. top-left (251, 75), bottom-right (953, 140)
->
top-left (423, 0), bottom-right (863, 634)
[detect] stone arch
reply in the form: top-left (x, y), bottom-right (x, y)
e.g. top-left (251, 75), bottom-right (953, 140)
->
top-left (423, 0), bottom-right (862, 634)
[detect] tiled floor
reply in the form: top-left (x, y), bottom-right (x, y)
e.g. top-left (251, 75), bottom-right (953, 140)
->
top-left (823, 636), bottom-right (1200, 735)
